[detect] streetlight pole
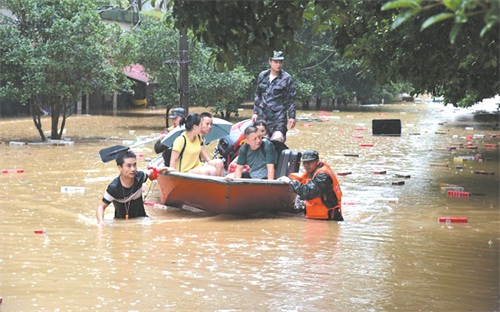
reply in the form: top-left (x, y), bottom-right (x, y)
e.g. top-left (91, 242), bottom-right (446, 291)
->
top-left (179, 25), bottom-right (189, 112)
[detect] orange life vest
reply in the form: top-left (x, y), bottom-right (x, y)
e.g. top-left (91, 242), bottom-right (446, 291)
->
top-left (290, 162), bottom-right (342, 220)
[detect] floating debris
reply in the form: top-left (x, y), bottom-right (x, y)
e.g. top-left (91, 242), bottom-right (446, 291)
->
top-left (438, 217), bottom-right (468, 223)
top-left (474, 170), bottom-right (495, 175)
top-left (430, 162), bottom-right (448, 167)
top-left (374, 198), bottom-right (399, 204)
top-left (61, 186), bottom-right (85, 194)
top-left (9, 141), bottom-right (26, 146)
top-left (2, 169), bottom-right (24, 174)
top-left (395, 173), bottom-right (411, 178)
top-left (447, 190), bottom-right (470, 197)
top-left (441, 186), bottom-right (464, 193)
top-left (337, 171), bottom-right (352, 176)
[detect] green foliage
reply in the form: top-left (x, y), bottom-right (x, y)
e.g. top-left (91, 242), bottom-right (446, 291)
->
top-left (162, 0), bottom-right (497, 108)
top-left (382, 0), bottom-right (499, 43)
top-left (128, 16), bottom-right (253, 119)
top-left (132, 17), bottom-right (179, 108)
top-left (189, 44), bottom-right (254, 119)
top-left (171, 0), bottom-right (309, 68)
top-left (0, 0), bottom-right (117, 140)
top-left (326, 1), bottom-right (498, 107)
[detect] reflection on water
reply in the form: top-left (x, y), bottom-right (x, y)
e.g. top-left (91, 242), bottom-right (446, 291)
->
top-left (0, 100), bottom-right (499, 311)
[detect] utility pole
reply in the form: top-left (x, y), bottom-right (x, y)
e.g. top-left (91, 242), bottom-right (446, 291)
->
top-left (179, 25), bottom-right (189, 112)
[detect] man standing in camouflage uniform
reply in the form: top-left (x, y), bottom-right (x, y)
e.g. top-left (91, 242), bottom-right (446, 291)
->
top-left (252, 51), bottom-right (296, 143)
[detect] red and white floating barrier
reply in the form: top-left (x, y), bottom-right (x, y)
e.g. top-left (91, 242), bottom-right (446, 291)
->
top-left (144, 201), bottom-right (167, 209)
top-left (438, 217), bottom-right (468, 223)
top-left (2, 169), bottom-right (24, 174)
top-left (447, 190), bottom-right (470, 197)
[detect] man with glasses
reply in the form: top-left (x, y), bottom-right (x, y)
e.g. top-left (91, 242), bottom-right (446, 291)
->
top-left (252, 51), bottom-right (296, 143)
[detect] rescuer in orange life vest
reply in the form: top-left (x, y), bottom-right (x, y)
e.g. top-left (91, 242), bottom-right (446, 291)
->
top-left (278, 150), bottom-right (343, 221)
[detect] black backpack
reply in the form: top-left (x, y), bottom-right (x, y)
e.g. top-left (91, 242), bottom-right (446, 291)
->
top-left (270, 140), bottom-right (288, 157)
top-left (154, 139), bottom-right (174, 167)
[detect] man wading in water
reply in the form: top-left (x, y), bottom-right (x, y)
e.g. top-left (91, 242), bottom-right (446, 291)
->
top-left (96, 150), bottom-right (162, 225)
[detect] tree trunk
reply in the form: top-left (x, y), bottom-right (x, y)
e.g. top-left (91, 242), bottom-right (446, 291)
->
top-left (59, 99), bottom-right (68, 139)
top-left (31, 97), bottom-right (46, 141)
top-left (51, 96), bottom-right (62, 140)
top-left (302, 100), bottom-right (309, 110)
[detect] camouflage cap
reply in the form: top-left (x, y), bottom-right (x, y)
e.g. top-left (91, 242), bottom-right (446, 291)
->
top-left (271, 51), bottom-right (284, 60)
top-left (169, 107), bottom-right (186, 119)
top-left (301, 150), bottom-right (319, 162)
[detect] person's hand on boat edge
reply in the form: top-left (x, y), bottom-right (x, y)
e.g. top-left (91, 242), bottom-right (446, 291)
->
top-left (277, 176), bottom-right (291, 184)
top-left (147, 166), bottom-right (175, 180)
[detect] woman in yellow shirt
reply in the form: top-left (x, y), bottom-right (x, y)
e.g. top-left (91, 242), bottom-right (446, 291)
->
top-left (169, 113), bottom-right (221, 176)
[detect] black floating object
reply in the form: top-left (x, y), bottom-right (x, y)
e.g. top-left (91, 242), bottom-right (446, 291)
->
top-left (372, 119), bottom-right (402, 136)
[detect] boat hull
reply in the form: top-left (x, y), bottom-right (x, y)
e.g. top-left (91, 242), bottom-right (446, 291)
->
top-left (157, 171), bottom-right (298, 215)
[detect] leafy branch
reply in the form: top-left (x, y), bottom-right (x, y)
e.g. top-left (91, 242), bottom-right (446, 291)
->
top-left (382, 0), bottom-right (498, 43)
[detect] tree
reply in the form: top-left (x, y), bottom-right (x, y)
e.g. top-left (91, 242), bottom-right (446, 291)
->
top-left (382, 0), bottom-right (499, 44)
top-left (0, 0), bottom-right (116, 140)
top-left (171, 0), bottom-right (308, 69)
top-left (132, 17), bottom-right (180, 127)
top-left (189, 45), bottom-right (254, 119)
top-left (328, 1), bottom-right (499, 107)
top-left (166, 0), bottom-right (498, 107)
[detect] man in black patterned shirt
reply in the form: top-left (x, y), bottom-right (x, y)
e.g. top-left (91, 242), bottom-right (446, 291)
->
top-left (96, 150), bottom-right (160, 225)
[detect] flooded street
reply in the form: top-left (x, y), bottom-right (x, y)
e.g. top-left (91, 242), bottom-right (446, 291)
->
top-left (0, 99), bottom-right (499, 311)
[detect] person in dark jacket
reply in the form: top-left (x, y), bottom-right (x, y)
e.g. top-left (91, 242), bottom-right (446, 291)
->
top-left (278, 150), bottom-right (343, 221)
top-left (252, 51), bottom-right (296, 143)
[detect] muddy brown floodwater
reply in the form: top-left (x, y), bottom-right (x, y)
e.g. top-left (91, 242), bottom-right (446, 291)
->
top-left (0, 99), bottom-right (499, 311)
